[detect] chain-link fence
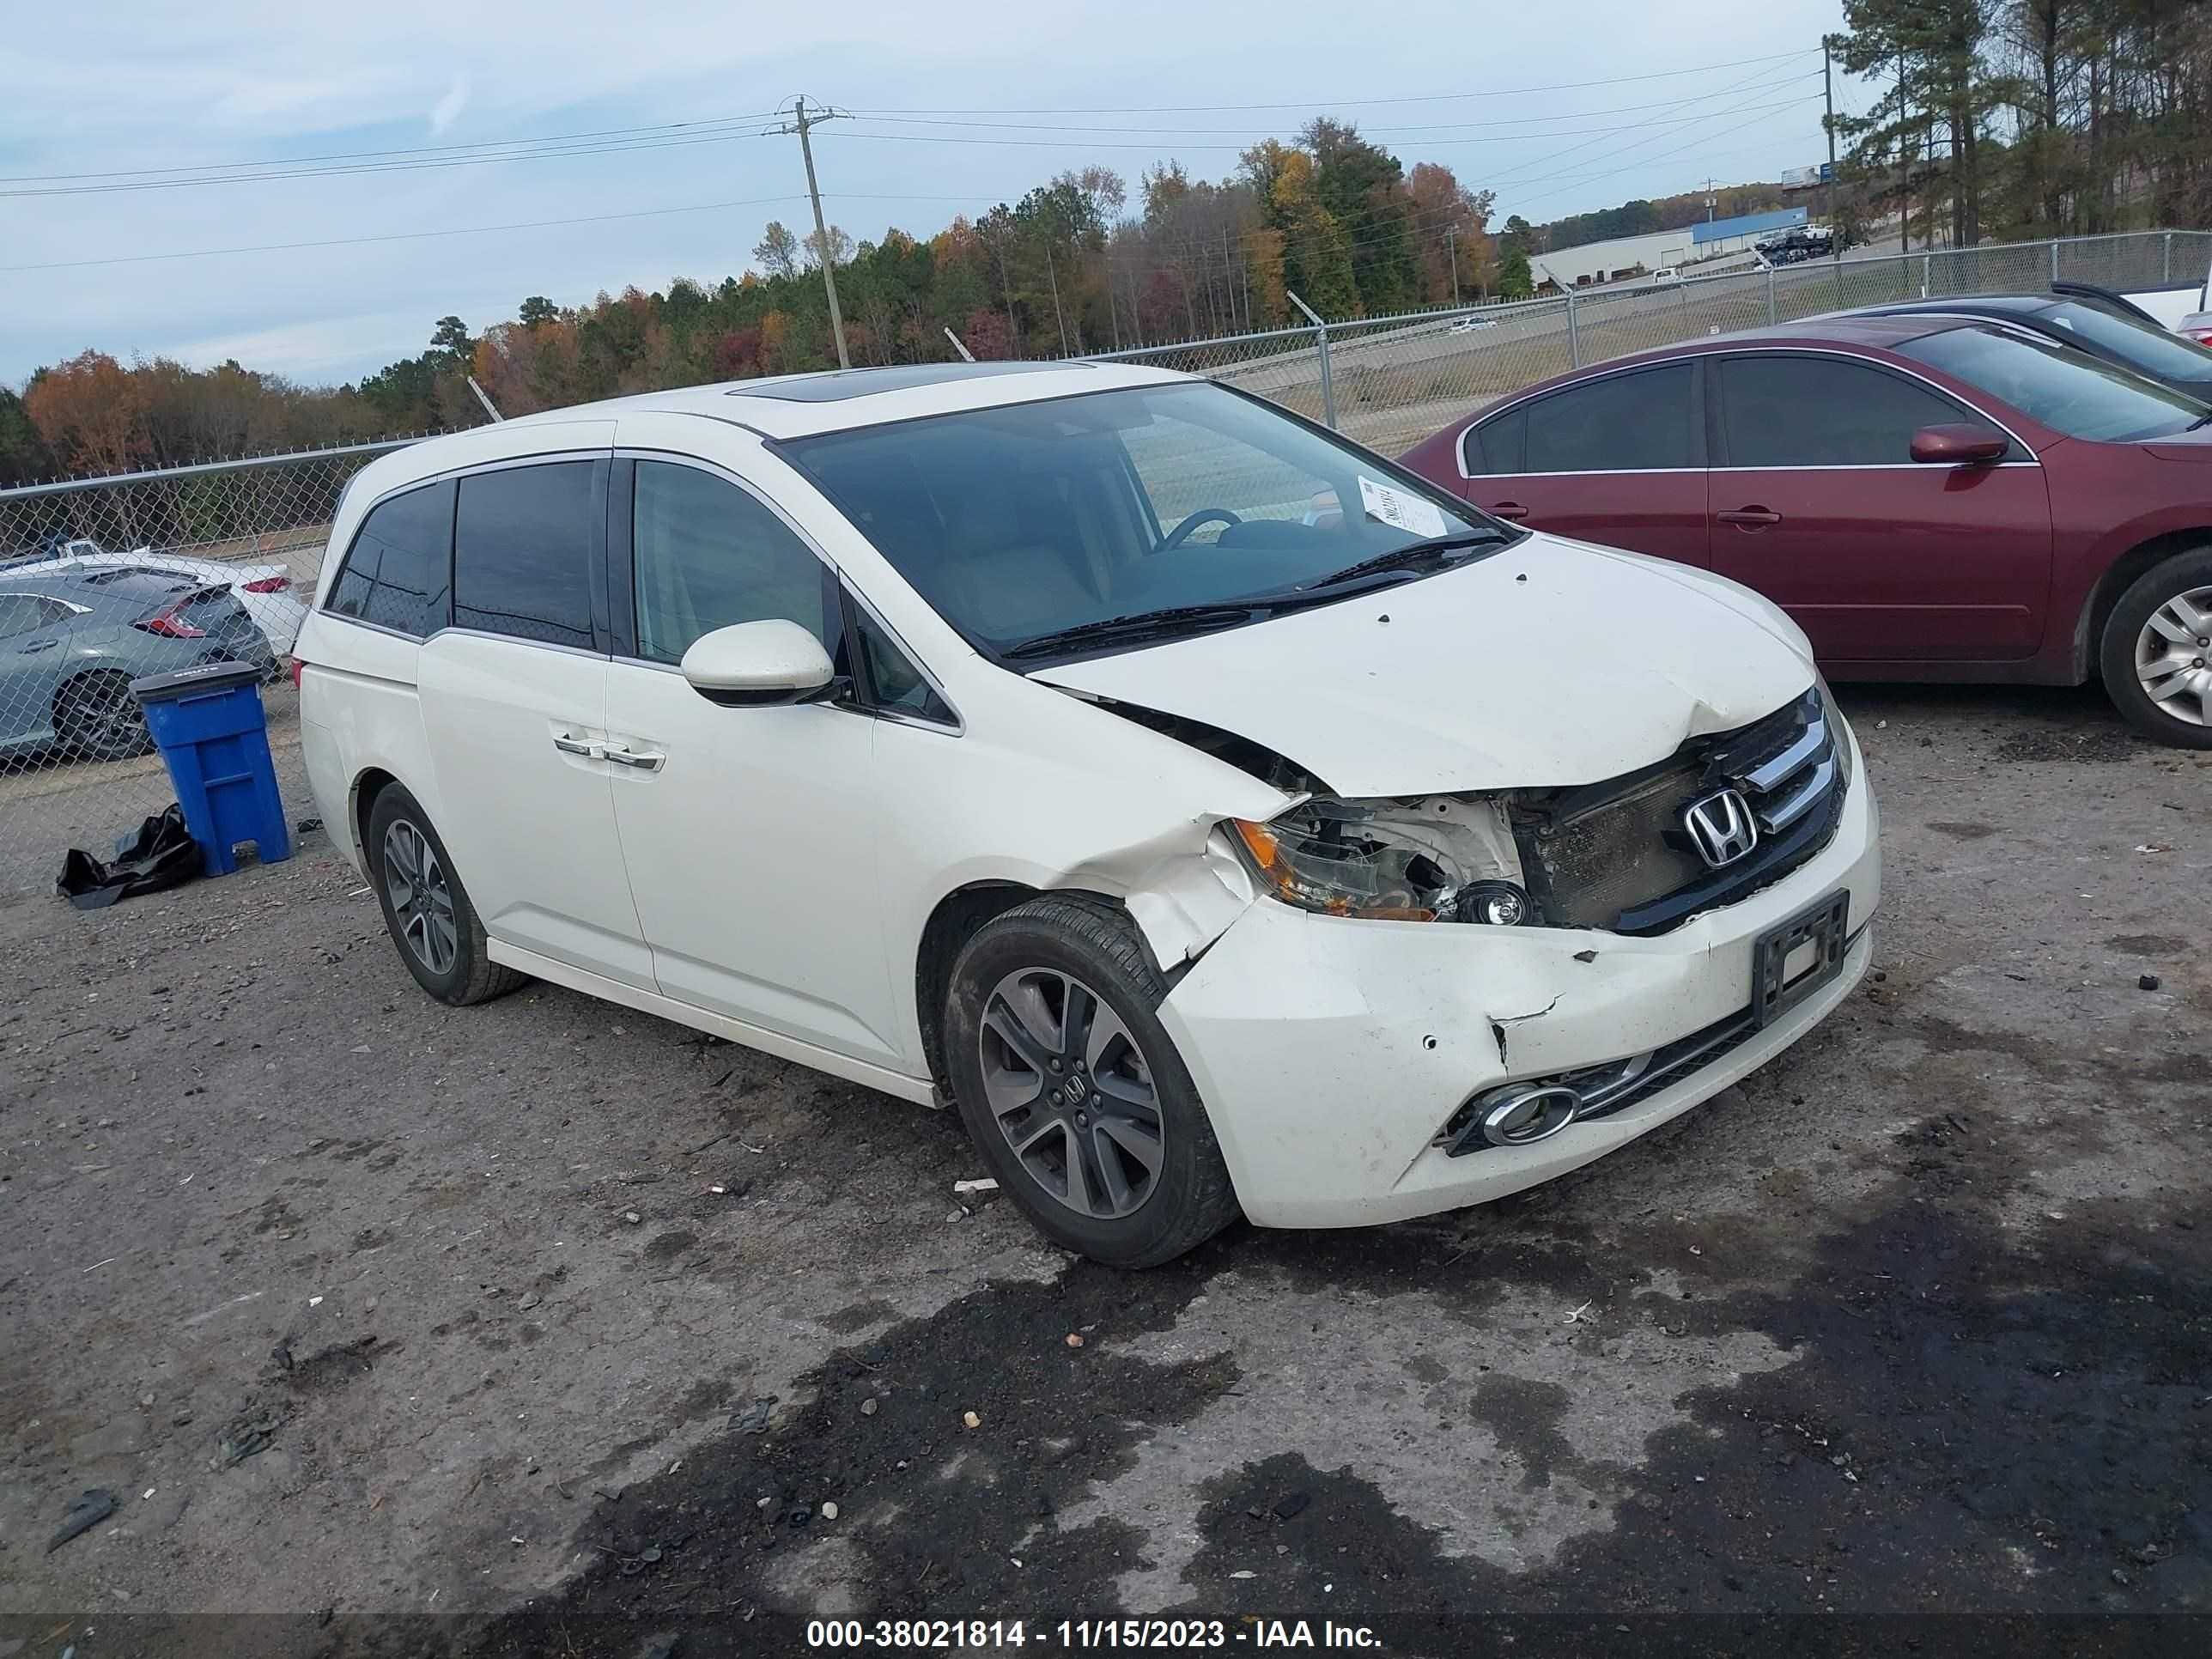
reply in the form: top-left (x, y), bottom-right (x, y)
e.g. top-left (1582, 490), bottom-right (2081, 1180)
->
top-left (2, 228), bottom-right (2206, 899)
top-left (1094, 228), bottom-right (2212, 454)
top-left (0, 442), bottom-right (410, 898)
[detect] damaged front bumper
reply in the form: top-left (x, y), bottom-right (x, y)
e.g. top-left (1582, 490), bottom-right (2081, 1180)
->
top-left (1155, 757), bottom-right (1880, 1228)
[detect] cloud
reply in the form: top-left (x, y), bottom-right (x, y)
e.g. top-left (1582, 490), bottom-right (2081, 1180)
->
top-left (429, 75), bottom-right (470, 135)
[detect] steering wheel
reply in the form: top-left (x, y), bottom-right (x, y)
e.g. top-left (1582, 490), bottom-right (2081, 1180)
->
top-left (1158, 507), bottom-right (1242, 550)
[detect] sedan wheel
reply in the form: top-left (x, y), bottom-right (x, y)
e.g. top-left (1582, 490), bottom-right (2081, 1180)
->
top-left (2133, 583), bottom-right (2212, 728)
top-left (978, 966), bottom-right (1166, 1221)
top-left (382, 818), bottom-right (459, 977)
top-left (2101, 550), bottom-right (2212, 749)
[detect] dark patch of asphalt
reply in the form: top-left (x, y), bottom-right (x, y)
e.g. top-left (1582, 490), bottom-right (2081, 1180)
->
top-left (398, 1112), bottom-right (2212, 1659)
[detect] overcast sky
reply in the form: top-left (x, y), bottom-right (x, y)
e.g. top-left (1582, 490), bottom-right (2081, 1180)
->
top-left (0, 0), bottom-right (1863, 387)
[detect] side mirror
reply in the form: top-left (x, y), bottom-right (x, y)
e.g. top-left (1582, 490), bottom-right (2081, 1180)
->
top-left (1910, 423), bottom-right (2008, 466)
top-left (680, 619), bottom-right (836, 708)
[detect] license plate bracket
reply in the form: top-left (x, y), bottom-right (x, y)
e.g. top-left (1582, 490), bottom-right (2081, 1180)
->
top-left (1752, 890), bottom-right (1850, 1027)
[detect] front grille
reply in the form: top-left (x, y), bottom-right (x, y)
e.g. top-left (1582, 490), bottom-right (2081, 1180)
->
top-left (1516, 688), bottom-right (1844, 937)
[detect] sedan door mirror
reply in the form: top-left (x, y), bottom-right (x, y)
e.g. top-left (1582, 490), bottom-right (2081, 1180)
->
top-left (1910, 423), bottom-right (2009, 466)
top-left (680, 619), bottom-right (836, 707)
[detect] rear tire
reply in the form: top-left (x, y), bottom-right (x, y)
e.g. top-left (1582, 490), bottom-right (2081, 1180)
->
top-left (54, 670), bottom-right (153, 763)
top-left (365, 783), bottom-right (527, 1006)
top-left (2099, 550), bottom-right (2212, 749)
top-left (943, 896), bottom-right (1239, 1268)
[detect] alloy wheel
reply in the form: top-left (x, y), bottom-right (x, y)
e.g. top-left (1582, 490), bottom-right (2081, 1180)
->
top-left (65, 676), bottom-right (144, 760)
top-left (976, 967), bottom-right (1165, 1220)
top-left (382, 819), bottom-right (459, 976)
top-left (2135, 584), bottom-right (2212, 727)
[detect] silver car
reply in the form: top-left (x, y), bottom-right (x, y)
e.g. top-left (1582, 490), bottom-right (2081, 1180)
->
top-left (0, 568), bottom-right (277, 764)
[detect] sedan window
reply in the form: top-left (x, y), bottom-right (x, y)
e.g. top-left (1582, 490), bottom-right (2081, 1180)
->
top-left (1899, 325), bottom-right (2209, 441)
top-left (1522, 363), bottom-right (1697, 473)
top-left (0, 593), bottom-right (47, 638)
top-left (1717, 355), bottom-right (1990, 466)
top-left (2037, 300), bottom-right (2212, 383)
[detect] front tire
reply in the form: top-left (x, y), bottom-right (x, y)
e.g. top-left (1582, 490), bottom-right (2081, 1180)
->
top-left (366, 784), bottom-right (526, 1006)
top-left (2100, 550), bottom-right (2212, 748)
top-left (943, 896), bottom-right (1239, 1268)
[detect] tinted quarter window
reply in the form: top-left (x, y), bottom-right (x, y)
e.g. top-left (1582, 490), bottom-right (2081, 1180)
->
top-left (328, 479), bottom-right (454, 637)
top-left (1463, 407), bottom-right (1526, 476)
top-left (1718, 356), bottom-right (1980, 466)
top-left (631, 461), bottom-right (834, 665)
top-left (454, 463), bottom-right (597, 649)
top-left (1523, 364), bottom-right (1696, 472)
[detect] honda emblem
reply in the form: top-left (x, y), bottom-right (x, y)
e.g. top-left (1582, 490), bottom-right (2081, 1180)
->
top-left (1683, 788), bottom-right (1759, 868)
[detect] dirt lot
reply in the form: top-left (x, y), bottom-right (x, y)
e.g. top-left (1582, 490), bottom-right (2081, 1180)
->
top-left (3, 682), bottom-right (2209, 1658)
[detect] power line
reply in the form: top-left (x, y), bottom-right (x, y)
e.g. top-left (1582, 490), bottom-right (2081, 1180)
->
top-left (844, 49), bottom-right (1820, 115)
top-left (823, 87), bottom-right (1818, 155)
top-left (0, 122), bottom-right (792, 199)
top-left (842, 86), bottom-right (1830, 138)
top-left (0, 192), bottom-right (1006, 275)
top-left (0, 110), bottom-right (786, 187)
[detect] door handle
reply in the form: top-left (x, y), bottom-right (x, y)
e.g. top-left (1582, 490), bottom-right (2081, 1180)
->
top-left (1489, 501), bottom-right (1530, 521)
top-left (604, 746), bottom-right (666, 773)
top-left (1717, 507), bottom-right (1782, 527)
top-left (551, 732), bottom-right (602, 758)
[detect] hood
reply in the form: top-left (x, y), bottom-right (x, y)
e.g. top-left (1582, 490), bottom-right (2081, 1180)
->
top-left (1034, 535), bottom-right (1817, 797)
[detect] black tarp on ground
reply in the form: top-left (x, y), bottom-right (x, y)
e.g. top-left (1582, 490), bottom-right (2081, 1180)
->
top-left (58, 803), bottom-right (203, 909)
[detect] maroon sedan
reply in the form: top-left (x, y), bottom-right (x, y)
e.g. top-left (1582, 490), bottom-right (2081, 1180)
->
top-left (1397, 314), bottom-right (2212, 746)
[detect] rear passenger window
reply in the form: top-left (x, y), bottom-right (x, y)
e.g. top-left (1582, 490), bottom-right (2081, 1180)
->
top-left (328, 480), bottom-right (453, 637)
top-left (454, 463), bottom-right (598, 650)
top-left (1463, 408), bottom-right (1527, 476)
top-left (1717, 355), bottom-right (1984, 466)
top-left (1523, 364), bottom-right (1697, 472)
top-left (631, 460), bottom-right (833, 664)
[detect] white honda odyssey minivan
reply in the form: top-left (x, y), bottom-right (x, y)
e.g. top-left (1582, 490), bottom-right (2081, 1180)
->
top-left (296, 362), bottom-right (1879, 1267)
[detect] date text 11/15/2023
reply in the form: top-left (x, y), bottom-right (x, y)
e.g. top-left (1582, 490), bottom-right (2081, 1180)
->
top-left (804, 1619), bottom-right (1386, 1649)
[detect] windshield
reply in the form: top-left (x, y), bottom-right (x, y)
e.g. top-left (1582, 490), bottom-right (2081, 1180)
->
top-left (1898, 324), bottom-right (2209, 441)
top-left (2039, 299), bottom-right (2212, 382)
top-left (782, 381), bottom-right (1511, 661)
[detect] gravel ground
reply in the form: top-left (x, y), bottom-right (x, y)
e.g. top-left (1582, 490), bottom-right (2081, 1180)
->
top-left (1, 681), bottom-right (2208, 1659)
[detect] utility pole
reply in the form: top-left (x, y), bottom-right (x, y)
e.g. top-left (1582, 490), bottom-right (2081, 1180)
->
top-left (1445, 225), bottom-right (1461, 306)
top-left (1044, 243), bottom-right (1072, 356)
top-left (777, 94), bottom-right (851, 369)
top-left (1898, 49), bottom-right (1911, 254)
top-left (1822, 37), bottom-right (1838, 246)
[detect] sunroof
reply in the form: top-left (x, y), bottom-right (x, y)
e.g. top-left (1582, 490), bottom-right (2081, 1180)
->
top-left (723, 361), bottom-right (1088, 402)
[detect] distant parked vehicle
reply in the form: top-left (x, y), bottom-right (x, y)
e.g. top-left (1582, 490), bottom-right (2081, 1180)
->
top-left (1844, 289), bottom-right (2212, 400)
top-left (1650, 268), bottom-right (1680, 286)
top-left (0, 567), bottom-right (278, 763)
top-left (0, 541), bottom-right (307, 656)
top-left (1448, 316), bottom-right (1497, 334)
top-left (1398, 313), bottom-right (2212, 747)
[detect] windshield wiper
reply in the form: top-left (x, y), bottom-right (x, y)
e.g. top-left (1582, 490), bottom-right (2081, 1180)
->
top-left (1291, 529), bottom-right (1515, 594)
top-left (1002, 603), bottom-right (1266, 661)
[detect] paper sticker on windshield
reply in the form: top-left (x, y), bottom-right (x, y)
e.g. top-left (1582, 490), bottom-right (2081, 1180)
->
top-left (1358, 476), bottom-right (1449, 539)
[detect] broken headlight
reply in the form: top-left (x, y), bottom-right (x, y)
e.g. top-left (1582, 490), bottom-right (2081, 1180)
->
top-left (1229, 795), bottom-right (1528, 923)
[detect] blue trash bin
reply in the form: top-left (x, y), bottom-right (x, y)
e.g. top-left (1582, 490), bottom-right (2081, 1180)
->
top-left (129, 661), bottom-right (292, 876)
